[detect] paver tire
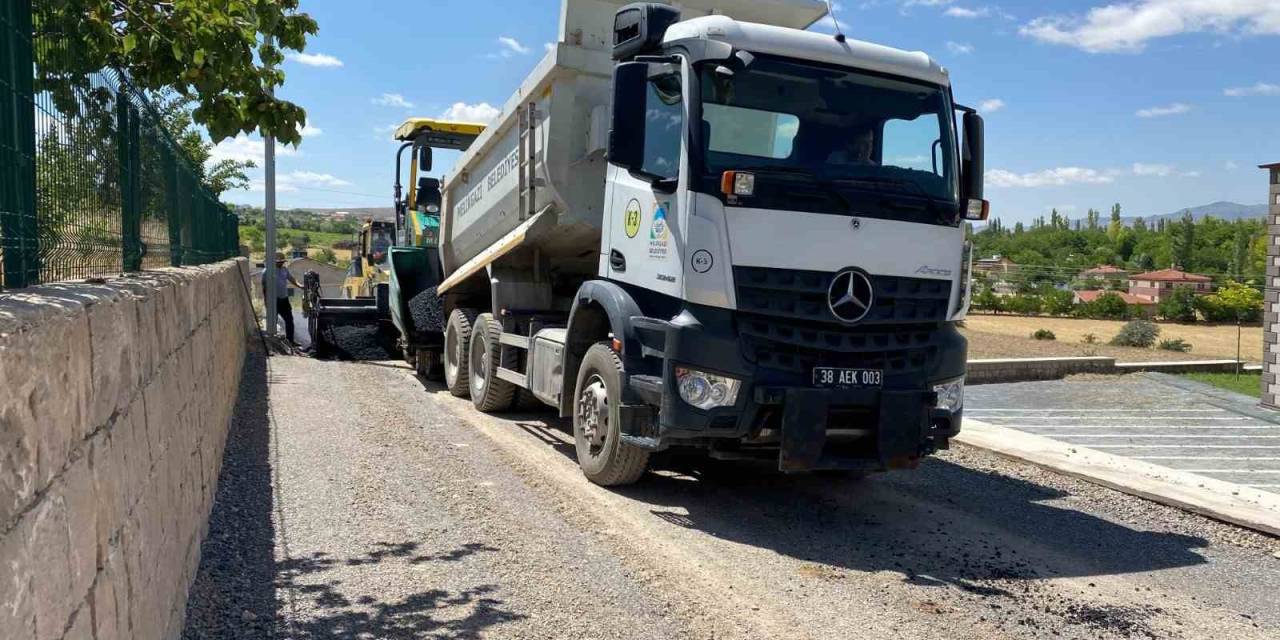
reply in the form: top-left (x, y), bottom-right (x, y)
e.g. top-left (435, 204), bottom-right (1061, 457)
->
top-left (573, 343), bottom-right (650, 486)
top-left (469, 313), bottom-right (518, 412)
top-left (444, 308), bottom-right (478, 397)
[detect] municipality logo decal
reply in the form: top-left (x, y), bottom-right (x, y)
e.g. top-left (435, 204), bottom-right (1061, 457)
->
top-left (650, 205), bottom-right (669, 240)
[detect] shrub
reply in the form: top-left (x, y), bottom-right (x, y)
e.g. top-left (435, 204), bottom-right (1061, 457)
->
top-left (1195, 281), bottom-right (1263, 323)
top-left (1158, 338), bottom-right (1192, 353)
top-left (1157, 286), bottom-right (1199, 323)
top-left (1004, 294), bottom-right (1043, 315)
top-left (1077, 292), bottom-right (1131, 320)
top-left (1082, 333), bottom-right (1099, 344)
top-left (1110, 319), bottom-right (1160, 348)
top-left (1031, 329), bottom-right (1056, 341)
top-left (1041, 289), bottom-right (1076, 316)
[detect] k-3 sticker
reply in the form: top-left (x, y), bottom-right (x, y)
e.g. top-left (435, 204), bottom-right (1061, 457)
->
top-left (623, 199), bottom-right (642, 239)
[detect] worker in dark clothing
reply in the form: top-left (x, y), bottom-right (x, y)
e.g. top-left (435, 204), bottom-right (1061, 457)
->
top-left (263, 252), bottom-right (304, 343)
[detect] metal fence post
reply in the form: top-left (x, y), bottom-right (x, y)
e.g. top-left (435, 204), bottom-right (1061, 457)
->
top-left (118, 99), bottom-right (142, 272)
top-left (0, 0), bottom-right (38, 288)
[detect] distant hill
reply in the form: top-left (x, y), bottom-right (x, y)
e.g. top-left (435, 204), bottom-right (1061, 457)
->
top-left (1132, 201), bottom-right (1268, 223)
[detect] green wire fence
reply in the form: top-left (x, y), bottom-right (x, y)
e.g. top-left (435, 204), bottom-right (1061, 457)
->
top-left (1, 1), bottom-right (239, 290)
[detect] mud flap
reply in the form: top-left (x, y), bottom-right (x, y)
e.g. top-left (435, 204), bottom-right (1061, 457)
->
top-left (779, 389), bottom-right (829, 472)
top-left (878, 391), bottom-right (928, 469)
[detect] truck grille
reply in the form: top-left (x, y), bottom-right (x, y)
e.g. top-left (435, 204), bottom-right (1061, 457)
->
top-left (734, 267), bottom-right (951, 375)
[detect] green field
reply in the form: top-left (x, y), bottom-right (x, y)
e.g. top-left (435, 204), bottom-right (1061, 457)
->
top-left (1179, 371), bottom-right (1262, 398)
top-left (239, 225), bottom-right (352, 248)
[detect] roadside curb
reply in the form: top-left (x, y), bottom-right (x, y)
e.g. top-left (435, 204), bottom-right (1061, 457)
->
top-left (955, 419), bottom-right (1280, 537)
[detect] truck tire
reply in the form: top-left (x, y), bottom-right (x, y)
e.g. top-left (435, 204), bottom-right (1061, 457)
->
top-left (444, 308), bottom-right (478, 397)
top-left (510, 388), bottom-right (542, 411)
top-left (468, 313), bottom-right (518, 412)
top-left (572, 342), bottom-right (650, 486)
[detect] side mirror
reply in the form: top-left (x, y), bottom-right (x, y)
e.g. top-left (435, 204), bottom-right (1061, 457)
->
top-left (609, 61), bottom-right (649, 174)
top-left (961, 111), bottom-right (988, 221)
top-left (418, 145), bottom-right (433, 173)
top-left (415, 177), bottom-right (442, 213)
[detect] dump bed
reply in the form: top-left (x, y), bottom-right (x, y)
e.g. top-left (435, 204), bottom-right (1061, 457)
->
top-left (437, 0), bottom-right (828, 289)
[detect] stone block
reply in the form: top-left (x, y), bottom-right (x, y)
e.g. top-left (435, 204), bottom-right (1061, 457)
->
top-left (28, 497), bottom-right (73, 640)
top-left (0, 297), bottom-right (93, 499)
top-left (89, 430), bottom-right (126, 566)
top-left (0, 513), bottom-right (36, 638)
top-left (86, 287), bottom-right (139, 428)
top-left (58, 459), bottom-right (98, 602)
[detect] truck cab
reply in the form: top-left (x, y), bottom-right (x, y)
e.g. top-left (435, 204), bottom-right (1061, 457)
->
top-left (597, 5), bottom-right (985, 473)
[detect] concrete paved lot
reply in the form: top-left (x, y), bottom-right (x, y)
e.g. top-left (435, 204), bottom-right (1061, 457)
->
top-left (969, 374), bottom-right (1280, 494)
top-left (184, 353), bottom-right (1280, 639)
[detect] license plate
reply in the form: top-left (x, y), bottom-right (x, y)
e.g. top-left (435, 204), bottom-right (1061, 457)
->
top-left (812, 367), bottom-right (883, 389)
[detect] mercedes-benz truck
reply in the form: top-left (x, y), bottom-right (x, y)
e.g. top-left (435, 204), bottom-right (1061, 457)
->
top-left (424, 0), bottom-right (987, 485)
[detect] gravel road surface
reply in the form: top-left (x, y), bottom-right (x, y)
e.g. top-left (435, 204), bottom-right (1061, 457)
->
top-left (185, 352), bottom-right (1280, 639)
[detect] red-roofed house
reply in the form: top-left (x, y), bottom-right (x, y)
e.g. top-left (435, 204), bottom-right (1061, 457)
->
top-left (1128, 269), bottom-right (1213, 302)
top-left (1079, 265), bottom-right (1127, 279)
top-left (1072, 290), bottom-right (1157, 316)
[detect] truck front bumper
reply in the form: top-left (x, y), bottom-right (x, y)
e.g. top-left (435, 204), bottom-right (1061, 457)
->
top-left (626, 304), bottom-right (965, 472)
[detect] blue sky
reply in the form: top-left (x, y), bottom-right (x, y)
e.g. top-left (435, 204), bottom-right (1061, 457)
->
top-left (215, 0), bottom-right (1280, 223)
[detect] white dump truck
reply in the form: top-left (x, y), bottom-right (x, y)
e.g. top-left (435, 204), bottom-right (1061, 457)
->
top-left (428, 0), bottom-right (987, 485)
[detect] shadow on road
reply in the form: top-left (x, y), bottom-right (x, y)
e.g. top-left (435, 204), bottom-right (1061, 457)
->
top-left (183, 348), bottom-right (524, 639)
top-left (408, 369), bottom-right (1212, 591)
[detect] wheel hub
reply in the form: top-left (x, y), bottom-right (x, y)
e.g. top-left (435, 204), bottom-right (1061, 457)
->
top-left (577, 376), bottom-right (609, 449)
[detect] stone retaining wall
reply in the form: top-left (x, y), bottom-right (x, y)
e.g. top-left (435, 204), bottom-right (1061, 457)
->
top-left (1, 259), bottom-right (254, 640)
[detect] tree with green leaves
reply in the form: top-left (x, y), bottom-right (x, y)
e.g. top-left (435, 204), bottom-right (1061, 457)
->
top-left (1231, 225), bottom-right (1250, 280)
top-left (1107, 203), bottom-right (1123, 240)
top-left (1171, 210), bottom-right (1195, 269)
top-left (33, 0), bottom-right (318, 145)
top-left (1157, 286), bottom-right (1199, 323)
top-left (152, 90), bottom-right (255, 196)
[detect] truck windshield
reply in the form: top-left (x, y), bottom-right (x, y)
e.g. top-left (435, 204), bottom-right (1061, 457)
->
top-left (698, 56), bottom-right (959, 219)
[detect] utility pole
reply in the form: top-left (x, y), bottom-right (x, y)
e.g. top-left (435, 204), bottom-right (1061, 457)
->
top-left (265, 131), bottom-right (277, 336)
top-left (263, 40), bottom-right (278, 337)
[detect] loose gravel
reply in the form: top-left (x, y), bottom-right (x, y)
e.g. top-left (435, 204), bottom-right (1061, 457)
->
top-left (184, 352), bottom-right (1280, 639)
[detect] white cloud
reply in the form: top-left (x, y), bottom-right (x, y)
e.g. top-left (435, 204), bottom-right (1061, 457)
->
top-left (285, 52), bottom-right (344, 68)
top-left (1180, 170), bottom-right (1201, 177)
top-left (496, 36), bottom-right (531, 57)
top-left (946, 6), bottom-right (989, 18)
top-left (544, 42), bottom-right (556, 52)
top-left (300, 121), bottom-right (322, 137)
top-left (1021, 1), bottom-right (1280, 53)
top-left (1135, 102), bottom-right (1191, 117)
top-left (946, 41), bottom-right (974, 54)
top-left (248, 171), bottom-right (351, 193)
top-left (1225, 160), bottom-right (1240, 170)
top-left (441, 102), bottom-right (502, 125)
top-left (979, 98), bottom-right (1005, 112)
top-left (1224, 82), bottom-right (1280, 97)
top-left (373, 93), bottom-right (415, 109)
top-left (987, 167), bottom-right (1115, 188)
top-left (1132, 162), bottom-right (1175, 176)
top-left (208, 135), bottom-right (300, 165)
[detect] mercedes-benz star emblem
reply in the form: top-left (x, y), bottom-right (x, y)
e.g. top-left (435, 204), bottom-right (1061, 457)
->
top-left (828, 270), bottom-right (875, 324)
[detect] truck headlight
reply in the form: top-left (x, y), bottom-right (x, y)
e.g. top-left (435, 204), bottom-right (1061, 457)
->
top-left (933, 377), bottom-right (964, 413)
top-left (675, 367), bottom-right (741, 410)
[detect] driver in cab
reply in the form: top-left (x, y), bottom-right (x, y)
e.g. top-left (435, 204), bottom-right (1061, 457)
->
top-left (828, 129), bottom-right (879, 167)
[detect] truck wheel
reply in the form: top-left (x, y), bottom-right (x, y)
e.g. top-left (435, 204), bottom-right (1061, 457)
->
top-left (573, 343), bottom-right (650, 486)
top-left (444, 309), bottom-right (478, 397)
top-left (468, 313), bottom-right (518, 412)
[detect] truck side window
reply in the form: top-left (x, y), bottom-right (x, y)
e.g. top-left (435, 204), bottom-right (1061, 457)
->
top-left (643, 73), bottom-right (683, 181)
